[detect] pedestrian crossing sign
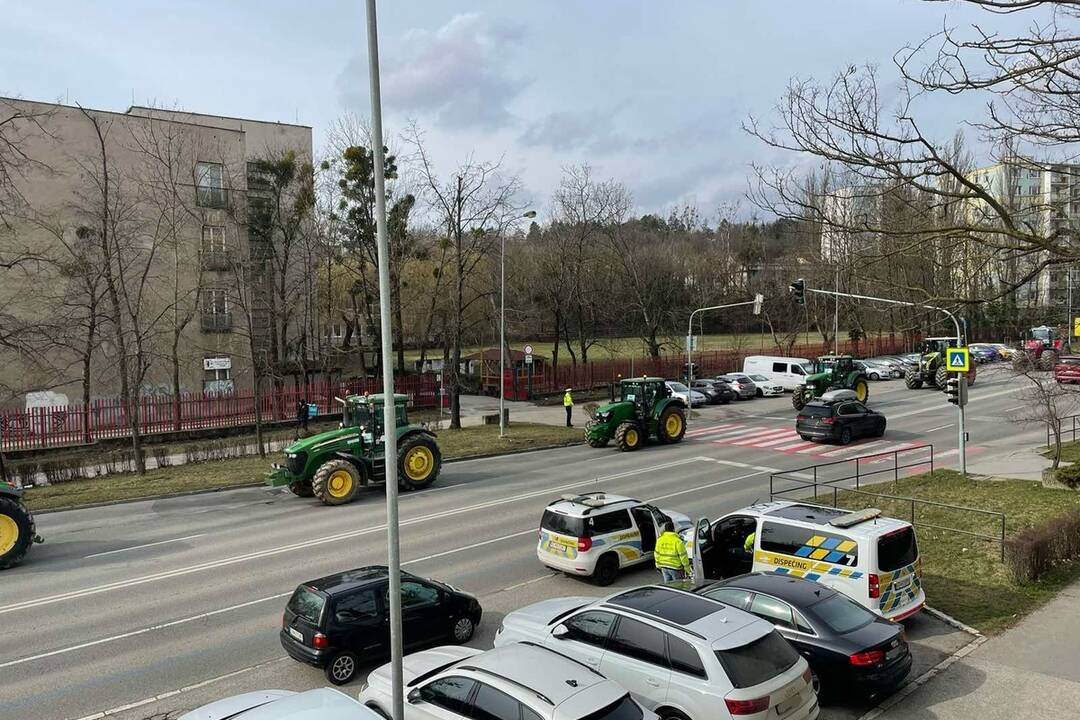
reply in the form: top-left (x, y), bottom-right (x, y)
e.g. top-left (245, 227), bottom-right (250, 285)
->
top-left (946, 347), bottom-right (970, 372)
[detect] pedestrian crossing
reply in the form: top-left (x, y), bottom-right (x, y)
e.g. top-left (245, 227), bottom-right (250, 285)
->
top-left (683, 422), bottom-right (934, 460)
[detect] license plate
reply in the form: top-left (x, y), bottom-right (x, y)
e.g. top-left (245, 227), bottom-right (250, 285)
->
top-left (288, 627), bottom-right (303, 641)
top-left (775, 696), bottom-right (799, 716)
top-left (893, 577), bottom-right (911, 591)
top-left (886, 645), bottom-right (904, 661)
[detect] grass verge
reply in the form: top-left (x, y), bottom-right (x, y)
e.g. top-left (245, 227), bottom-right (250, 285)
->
top-left (819, 470), bottom-right (1080, 634)
top-left (1045, 437), bottom-right (1080, 464)
top-left (21, 422), bottom-right (581, 512)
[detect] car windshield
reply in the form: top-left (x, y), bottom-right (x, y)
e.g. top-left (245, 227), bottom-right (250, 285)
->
top-left (800, 363), bottom-right (814, 373)
top-left (809, 592), bottom-right (876, 634)
top-left (749, 374), bottom-right (769, 382)
top-left (668, 382), bottom-right (689, 392)
top-left (878, 527), bottom-right (919, 572)
top-left (542, 509), bottom-right (586, 538)
top-left (715, 630), bottom-right (799, 689)
top-left (578, 695), bottom-right (643, 720)
top-left (286, 586), bottom-right (326, 624)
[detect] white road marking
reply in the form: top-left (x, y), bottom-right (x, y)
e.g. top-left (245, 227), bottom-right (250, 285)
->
top-left (730, 428), bottom-right (796, 446)
top-left (774, 440), bottom-right (817, 451)
top-left (748, 433), bottom-right (801, 448)
top-left (685, 423), bottom-right (738, 437)
top-left (0, 457), bottom-right (705, 616)
top-left (708, 426), bottom-right (773, 441)
top-left (83, 534), bottom-right (206, 559)
top-left (817, 441), bottom-right (889, 458)
top-left (924, 424), bottom-right (954, 433)
top-left (888, 387), bottom-right (1017, 419)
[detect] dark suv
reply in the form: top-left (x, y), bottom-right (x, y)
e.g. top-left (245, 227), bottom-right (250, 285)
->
top-left (796, 399), bottom-right (886, 444)
top-left (280, 566), bottom-right (483, 685)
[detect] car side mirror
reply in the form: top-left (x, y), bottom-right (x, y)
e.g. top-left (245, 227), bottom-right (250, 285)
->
top-left (552, 623), bottom-right (569, 639)
top-left (408, 688), bottom-right (422, 704)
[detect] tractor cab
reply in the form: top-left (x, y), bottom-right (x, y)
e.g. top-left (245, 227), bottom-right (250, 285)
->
top-left (1028, 325), bottom-right (1061, 350)
top-left (619, 377), bottom-right (670, 411)
top-left (341, 393), bottom-right (409, 439)
top-left (920, 337), bottom-right (956, 356)
top-left (585, 377), bottom-right (686, 452)
top-left (813, 354), bottom-right (855, 375)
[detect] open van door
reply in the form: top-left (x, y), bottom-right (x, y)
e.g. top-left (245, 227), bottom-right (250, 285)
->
top-left (692, 517), bottom-right (711, 581)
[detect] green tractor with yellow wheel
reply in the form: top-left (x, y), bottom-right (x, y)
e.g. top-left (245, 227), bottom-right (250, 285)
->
top-left (584, 377), bottom-right (687, 452)
top-left (1, 480), bottom-right (42, 570)
top-left (905, 337), bottom-right (977, 390)
top-left (791, 355), bottom-right (870, 411)
top-left (267, 393), bottom-right (441, 506)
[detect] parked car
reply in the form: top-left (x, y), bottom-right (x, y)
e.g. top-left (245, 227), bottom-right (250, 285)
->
top-left (538, 492), bottom-right (691, 585)
top-left (690, 378), bottom-right (732, 404)
top-left (870, 357), bottom-right (912, 376)
top-left (742, 356), bottom-right (813, 391)
top-left (989, 343), bottom-right (1014, 360)
top-left (665, 380), bottom-right (707, 407)
top-left (969, 345), bottom-right (998, 364)
top-left (716, 374), bottom-right (756, 400)
top-left (179, 689), bottom-right (382, 720)
top-left (280, 566), bottom-right (483, 685)
top-left (746, 374), bottom-right (784, 397)
top-left (495, 585), bottom-right (819, 720)
top-left (360, 643), bottom-right (657, 720)
top-left (695, 574), bottom-right (912, 699)
top-left (795, 399), bottom-right (886, 445)
top-left (1056, 356), bottom-right (1080, 383)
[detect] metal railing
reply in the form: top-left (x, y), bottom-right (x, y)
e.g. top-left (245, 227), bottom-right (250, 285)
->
top-left (769, 443), bottom-right (1008, 560)
top-left (1050, 414), bottom-right (1080, 446)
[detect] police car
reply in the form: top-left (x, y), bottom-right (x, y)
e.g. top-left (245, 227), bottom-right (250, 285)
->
top-left (538, 492), bottom-right (692, 586)
top-left (688, 501), bottom-right (925, 622)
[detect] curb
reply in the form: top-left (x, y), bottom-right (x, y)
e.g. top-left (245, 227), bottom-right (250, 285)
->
top-left (856, 605), bottom-right (985, 720)
top-left (30, 440), bottom-right (583, 515)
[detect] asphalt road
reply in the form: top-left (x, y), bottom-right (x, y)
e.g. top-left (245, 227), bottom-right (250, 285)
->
top-left (0, 366), bottom-right (1041, 720)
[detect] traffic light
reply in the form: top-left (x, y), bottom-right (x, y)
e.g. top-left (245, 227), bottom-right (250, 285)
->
top-left (945, 376), bottom-right (968, 407)
top-left (789, 279), bottom-right (805, 305)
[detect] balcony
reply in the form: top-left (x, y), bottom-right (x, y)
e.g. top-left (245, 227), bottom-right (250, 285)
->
top-left (196, 187), bottom-right (229, 209)
top-left (200, 312), bottom-right (233, 333)
top-left (199, 250), bottom-right (234, 271)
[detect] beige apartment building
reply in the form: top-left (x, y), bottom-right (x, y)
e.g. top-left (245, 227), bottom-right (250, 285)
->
top-left (0, 97), bottom-right (312, 407)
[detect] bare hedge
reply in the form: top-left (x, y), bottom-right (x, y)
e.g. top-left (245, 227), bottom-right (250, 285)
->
top-left (1005, 509), bottom-right (1080, 584)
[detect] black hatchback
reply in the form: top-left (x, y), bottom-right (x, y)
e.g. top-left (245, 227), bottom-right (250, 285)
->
top-left (280, 566), bottom-right (483, 685)
top-left (796, 399), bottom-right (886, 444)
top-left (696, 573), bottom-right (911, 699)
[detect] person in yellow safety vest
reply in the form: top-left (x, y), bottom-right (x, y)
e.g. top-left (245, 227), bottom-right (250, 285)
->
top-left (743, 531), bottom-right (756, 554)
top-left (563, 388), bottom-right (574, 427)
top-left (655, 520), bottom-right (692, 582)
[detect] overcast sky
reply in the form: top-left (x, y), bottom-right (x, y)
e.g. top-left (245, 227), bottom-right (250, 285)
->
top-left (0, 0), bottom-right (1036, 221)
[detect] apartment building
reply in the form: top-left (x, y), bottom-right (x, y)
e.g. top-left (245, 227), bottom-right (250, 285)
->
top-left (0, 97), bottom-right (312, 406)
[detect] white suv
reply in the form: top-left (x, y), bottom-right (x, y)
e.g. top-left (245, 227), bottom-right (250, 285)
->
top-left (538, 493), bottom-right (692, 585)
top-left (494, 585), bottom-right (818, 720)
top-left (359, 643), bottom-right (658, 720)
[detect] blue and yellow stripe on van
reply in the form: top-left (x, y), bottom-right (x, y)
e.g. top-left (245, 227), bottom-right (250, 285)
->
top-left (754, 550), bottom-right (864, 582)
top-left (794, 535), bottom-right (858, 565)
top-left (878, 565), bottom-right (922, 614)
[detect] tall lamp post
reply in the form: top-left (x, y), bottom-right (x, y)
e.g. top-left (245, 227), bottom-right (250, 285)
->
top-left (364, 3), bottom-right (404, 720)
top-left (500, 210), bottom-right (537, 438)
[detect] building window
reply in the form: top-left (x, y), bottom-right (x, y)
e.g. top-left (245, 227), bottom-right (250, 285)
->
top-left (195, 162), bottom-right (227, 208)
top-left (201, 289), bottom-right (232, 332)
top-left (202, 226), bottom-right (226, 253)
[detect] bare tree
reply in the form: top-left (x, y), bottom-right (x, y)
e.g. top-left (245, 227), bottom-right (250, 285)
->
top-left (407, 127), bottom-right (523, 428)
top-left (1010, 363), bottom-right (1080, 469)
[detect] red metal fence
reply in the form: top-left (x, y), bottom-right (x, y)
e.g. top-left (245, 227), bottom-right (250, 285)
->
top-left (1, 375), bottom-right (438, 451)
top-left (502, 337), bottom-right (914, 399)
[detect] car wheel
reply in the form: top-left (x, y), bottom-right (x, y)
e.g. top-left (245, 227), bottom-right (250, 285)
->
top-left (366, 703), bottom-right (391, 720)
top-left (839, 427), bottom-right (852, 445)
top-left (799, 434), bottom-right (811, 441)
top-left (810, 667), bottom-right (822, 697)
top-left (756, 388), bottom-right (763, 397)
top-left (325, 650), bottom-right (360, 685)
top-left (870, 372), bottom-right (879, 380)
top-left (451, 616), bottom-right (476, 644)
top-left (593, 553), bottom-right (619, 586)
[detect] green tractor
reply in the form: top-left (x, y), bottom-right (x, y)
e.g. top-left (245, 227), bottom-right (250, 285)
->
top-left (1, 480), bottom-right (42, 570)
top-left (905, 337), bottom-right (977, 390)
top-left (584, 377), bottom-right (687, 451)
top-left (267, 393), bottom-right (441, 506)
top-left (791, 355), bottom-right (870, 411)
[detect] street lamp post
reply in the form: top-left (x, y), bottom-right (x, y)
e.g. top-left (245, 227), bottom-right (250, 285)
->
top-left (686, 294), bottom-right (763, 420)
top-left (364, 3), bottom-right (404, 720)
top-left (500, 210), bottom-right (536, 438)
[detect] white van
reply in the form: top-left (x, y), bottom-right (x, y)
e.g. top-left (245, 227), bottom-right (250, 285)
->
top-left (743, 356), bottom-right (813, 391)
top-left (689, 501), bottom-right (925, 622)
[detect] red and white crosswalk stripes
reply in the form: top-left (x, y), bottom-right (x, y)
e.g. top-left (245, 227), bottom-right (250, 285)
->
top-left (685, 421), bottom-right (926, 459)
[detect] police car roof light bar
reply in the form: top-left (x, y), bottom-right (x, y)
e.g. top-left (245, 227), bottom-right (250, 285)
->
top-left (830, 508), bottom-right (882, 528)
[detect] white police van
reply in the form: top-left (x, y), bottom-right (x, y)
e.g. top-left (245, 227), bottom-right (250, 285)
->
top-left (537, 492), bottom-right (692, 586)
top-left (689, 501), bottom-right (925, 621)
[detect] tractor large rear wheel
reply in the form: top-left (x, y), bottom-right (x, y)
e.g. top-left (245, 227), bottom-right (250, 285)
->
top-left (934, 366), bottom-right (949, 390)
top-left (615, 422), bottom-right (643, 452)
top-left (1040, 350), bottom-right (1058, 371)
top-left (905, 373), bottom-right (923, 390)
top-left (852, 379), bottom-right (870, 403)
top-left (313, 459), bottom-right (362, 506)
top-left (1013, 353), bottom-right (1033, 371)
top-left (398, 434), bottom-right (442, 491)
top-left (792, 388), bottom-right (807, 411)
top-left (0, 496), bottom-right (34, 570)
top-left (657, 406), bottom-right (687, 444)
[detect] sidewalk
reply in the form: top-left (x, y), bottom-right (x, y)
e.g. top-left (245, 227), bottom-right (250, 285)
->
top-left (874, 579), bottom-right (1080, 719)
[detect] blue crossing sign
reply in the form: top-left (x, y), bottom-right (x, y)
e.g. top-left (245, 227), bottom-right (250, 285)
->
top-left (946, 347), bottom-right (970, 372)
